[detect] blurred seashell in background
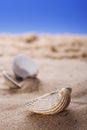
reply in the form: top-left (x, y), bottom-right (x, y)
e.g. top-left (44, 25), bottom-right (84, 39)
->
top-left (3, 54), bottom-right (39, 89)
top-left (13, 54), bottom-right (38, 80)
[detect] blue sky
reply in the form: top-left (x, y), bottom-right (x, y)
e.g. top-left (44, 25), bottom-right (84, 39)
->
top-left (0, 0), bottom-right (87, 34)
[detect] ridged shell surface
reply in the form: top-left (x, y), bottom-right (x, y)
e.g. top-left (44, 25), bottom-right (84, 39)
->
top-left (26, 88), bottom-right (72, 115)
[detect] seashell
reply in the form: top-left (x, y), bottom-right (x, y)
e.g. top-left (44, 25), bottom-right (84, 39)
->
top-left (3, 70), bottom-right (21, 88)
top-left (26, 88), bottom-right (72, 115)
top-left (13, 55), bottom-right (38, 79)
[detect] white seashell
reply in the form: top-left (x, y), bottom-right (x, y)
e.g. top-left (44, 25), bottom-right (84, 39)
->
top-left (13, 55), bottom-right (38, 79)
top-left (3, 71), bottom-right (21, 88)
top-left (26, 88), bottom-right (72, 115)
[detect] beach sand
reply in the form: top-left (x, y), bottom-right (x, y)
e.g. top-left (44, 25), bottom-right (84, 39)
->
top-left (0, 34), bottom-right (87, 130)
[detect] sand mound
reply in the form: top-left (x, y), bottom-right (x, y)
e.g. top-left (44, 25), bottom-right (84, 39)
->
top-left (0, 34), bottom-right (87, 60)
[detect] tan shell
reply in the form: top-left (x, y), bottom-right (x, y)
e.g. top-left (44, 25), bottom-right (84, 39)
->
top-left (26, 88), bottom-right (72, 115)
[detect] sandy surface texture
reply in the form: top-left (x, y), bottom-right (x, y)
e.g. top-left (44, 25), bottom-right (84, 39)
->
top-left (0, 34), bottom-right (87, 60)
top-left (0, 34), bottom-right (87, 130)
